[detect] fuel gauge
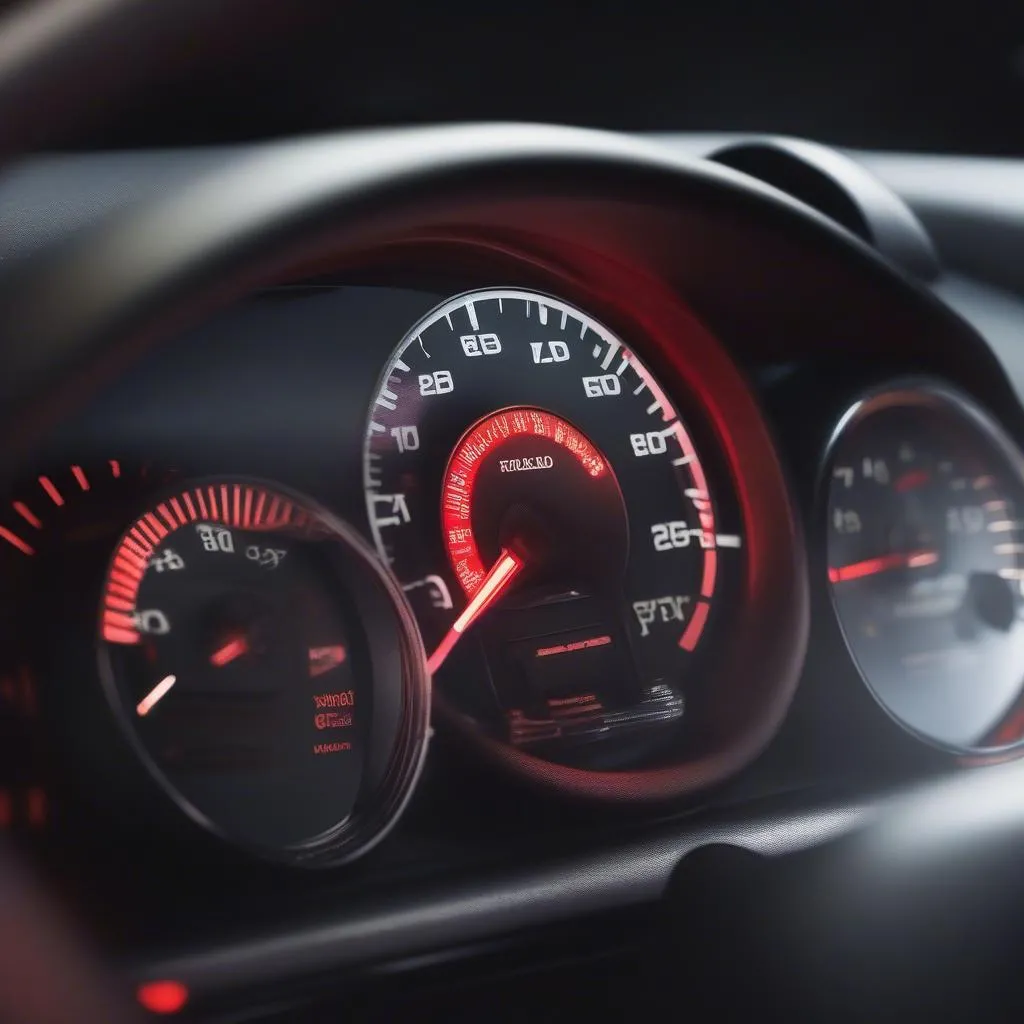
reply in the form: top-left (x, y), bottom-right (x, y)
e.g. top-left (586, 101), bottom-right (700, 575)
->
top-left (826, 383), bottom-right (1024, 753)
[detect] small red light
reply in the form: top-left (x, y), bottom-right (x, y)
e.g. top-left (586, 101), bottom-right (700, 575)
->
top-left (137, 980), bottom-right (189, 1015)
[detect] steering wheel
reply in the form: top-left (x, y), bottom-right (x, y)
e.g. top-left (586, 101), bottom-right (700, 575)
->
top-left (2, 2), bottom-right (1024, 1021)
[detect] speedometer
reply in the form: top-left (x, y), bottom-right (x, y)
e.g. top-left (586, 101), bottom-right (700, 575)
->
top-left (363, 287), bottom-right (743, 765)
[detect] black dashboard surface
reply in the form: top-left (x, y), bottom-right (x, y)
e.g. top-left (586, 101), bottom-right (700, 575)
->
top-left (4, 132), bottom-right (1024, 1017)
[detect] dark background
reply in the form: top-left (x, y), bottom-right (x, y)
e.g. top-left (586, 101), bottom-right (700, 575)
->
top-left (47, 1), bottom-right (1024, 155)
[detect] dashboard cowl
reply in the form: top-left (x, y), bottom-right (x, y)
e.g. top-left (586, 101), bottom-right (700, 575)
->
top-left (711, 136), bottom-right (941, 283)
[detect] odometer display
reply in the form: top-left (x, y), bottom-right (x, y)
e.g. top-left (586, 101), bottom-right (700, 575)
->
top-left (364, 288), bottom-right (741, 760)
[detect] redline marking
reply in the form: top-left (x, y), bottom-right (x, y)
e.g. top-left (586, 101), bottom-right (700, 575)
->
top-left (107, 581), bottom-right (136, 601)
top-left (156, 504), bottom-right (176, 530)
top-left (207, 486), bottom-right (219, 521)
top-left (71, 465), bottom-right (90, 491)
top-left (536, 635), bottom-right (612, 658)
top-left (680, 600), bottom-right (711, 651)
top-left (109, 459), bottom-right (121, 479)
top-left (0, 526), bottom-right (34, 556)
top-left (144, 513), bottom-right (168, 540)
top-left (221, 485), bottom-right (230, 525)
top-left (701, 549), bottom-right (718, 599)
top-left (108, 570), bottom-right (139, 590)
top-left (183, 493), bottom-right (197, 521)
top-left (243, 487), bottom-right (253, 529)
top-left (136, 519), bottom-right (160, 546)
top-left (267, 495), bottom-right (281, 526)
top-left (103, 626), bottom-right (140, 645)
top-left (254, 490), bottom-right (267, 526)
top-left (38, 476), bottom-right (64, 507)
top-left (136, 674), bottom-right (176, 717)
top-left (233, 484), bottom-right (241, 527)
top-left (105, 596), bottom-right (135, 612)
top-left (12, 502), bottom-right (41, 529)
top-left (195, 488), bottom-right (208, 520)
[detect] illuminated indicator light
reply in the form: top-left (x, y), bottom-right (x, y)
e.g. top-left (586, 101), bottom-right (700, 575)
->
top-left (0, 526), bottom-right (34, 556)
top-left (680, 600), bottom-right (711, 651)
top-left (428, 550), bottom-right (523, 675)
top-left (828, 550), bottom-right (938, 584)
top-left (136, 980), bottom-right (189, 1016)
top-left (242, 487), bottom-right (253, 528)
top-left (109, 459), bottom-right (121, 479)
top-left (233, 484), bottom-right (241, 527)
top-left (700, 548), bottom-right (718, 598)
top-left (182, 493), bottom-right (197, 521)
top-left (71, 465), bottom-right (90, 491)
top-left (894, 469), bottom-right (930, 493)
top-left (309, 645), bottom-right (347, 677)
top-left (137, 675), bottom-right (176, 717)
top-left (536, 635), bottom-right (612, 658)
top-left (254, 490), bottom-right (267, 526)
top-left (210, 637), bottom-right (248, 667)
top-left (26, 787), bottom-right (46, 827)
top-left (221, 485), bottom-right (230, 524)
top-left (12, 502), bottom-right (41, 529)
top-left (104, 626), bottom-right (140, 645)
top-left (0, 790), bottom-right (10, 827)
top-left (38, 476), bottom-right (64, 506)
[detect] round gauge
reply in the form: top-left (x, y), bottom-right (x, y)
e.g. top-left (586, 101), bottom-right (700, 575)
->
top-left (363, 287), bottom-right (744, 768)
top-left (826, 383), bottom-right (1024, 753)
top-left (98, 479), bottom-right (429, 865)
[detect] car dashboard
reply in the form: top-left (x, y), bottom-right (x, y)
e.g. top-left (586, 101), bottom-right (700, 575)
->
top-left (2, 127), bottom-right (1023, 1020)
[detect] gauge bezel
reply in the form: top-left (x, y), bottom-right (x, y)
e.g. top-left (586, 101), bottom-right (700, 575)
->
top-left (362, 258), bottom-right (809, 803)
top-left (96, 477), bottom-right (431, 867)
top-left (823, 378), bottom-right (1024, 758)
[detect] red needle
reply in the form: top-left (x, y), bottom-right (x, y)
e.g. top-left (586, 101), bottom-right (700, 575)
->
top-left (427, 549), bottom-right (524, 676)
top-left (828, 549), bottom-right (939, 584)
top-left (210, 636), bottom-right (248, 667)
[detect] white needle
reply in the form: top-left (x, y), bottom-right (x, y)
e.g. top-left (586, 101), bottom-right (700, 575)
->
top-left (136, 674), bottom-right (176, 717)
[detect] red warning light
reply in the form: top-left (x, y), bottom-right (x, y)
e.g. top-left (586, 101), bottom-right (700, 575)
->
top-left (136, 980), bottom-right (189, 1015)
top-left (309, 645), bottom-right (346, 677)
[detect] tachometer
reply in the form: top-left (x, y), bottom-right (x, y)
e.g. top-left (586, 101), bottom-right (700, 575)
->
top-left (364, 288), bottom-right (743, 763)
top-left (98, 478), bottom-right (429, 864)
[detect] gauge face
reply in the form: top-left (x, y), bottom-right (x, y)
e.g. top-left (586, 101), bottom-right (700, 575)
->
top-left (827, 384), bottom-right (1024, 752)
top-left (364, 288), bottom-right (742, 760)
top-left (98, 479), bottom-right (429, 861)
